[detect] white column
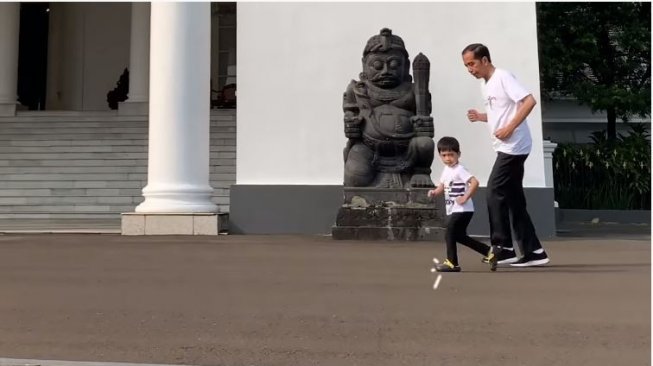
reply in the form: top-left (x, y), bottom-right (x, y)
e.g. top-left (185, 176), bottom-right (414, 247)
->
top-left (119, 2), bottom-right (150, 115)
top-left (210, 4), bottom-right (220, 97)
top-left (543, 140), bottom-right (558, 188)
top-left (0, 3), bottom-right (20, 116)
top-left (135, 2), bottom-right (216, 213)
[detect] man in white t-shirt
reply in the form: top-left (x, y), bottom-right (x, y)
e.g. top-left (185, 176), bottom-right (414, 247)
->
top-left (461, 43), bottom-right (549, 267)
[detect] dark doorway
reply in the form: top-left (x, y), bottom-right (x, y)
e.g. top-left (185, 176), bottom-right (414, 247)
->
top-left (17, 2), bottom-right (49, 110)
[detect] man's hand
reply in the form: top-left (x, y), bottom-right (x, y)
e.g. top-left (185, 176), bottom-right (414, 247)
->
top-left (467, 109), bottom-right (487, 123)
top-left (427, 189), bottom-right (437, 198)
top-left (494, 126), bottom-right (514, 140)
top-left (455, 196), bottom-right (468, 205)
top-left (494, 94), bottom-right (537, 140)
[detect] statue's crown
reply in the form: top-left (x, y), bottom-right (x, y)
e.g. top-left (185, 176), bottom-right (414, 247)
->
top-left (363, 28), bottom-right (408, 58)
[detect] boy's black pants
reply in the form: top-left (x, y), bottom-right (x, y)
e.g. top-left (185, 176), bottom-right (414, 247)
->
top-left (487, 152), bottom-right (543, 254)
top-left (445, 212), bottom-right (489, 265)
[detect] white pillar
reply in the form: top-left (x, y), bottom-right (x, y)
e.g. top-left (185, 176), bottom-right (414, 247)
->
top-left (210, 3), bottom-right (220, 98)
top-left (136, 2), bottom-right (216, 214)
top-left (119, 2), bottom-right (150, 115)
top-left (543, 140), bottom-right (558, 188)
top-left (0, 3), bottom-right (20, 116)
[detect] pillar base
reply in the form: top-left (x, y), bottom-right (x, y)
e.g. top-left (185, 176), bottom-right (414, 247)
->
top-left (0, 103), bottom-right (16, 116)
top-left (121, 212), bottom-right (228, 235)
top-left (118, 101), bottom-right (149, 115)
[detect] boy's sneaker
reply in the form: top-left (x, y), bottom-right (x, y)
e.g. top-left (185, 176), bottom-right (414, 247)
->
top-left (482, 247), bottom-right (518, 265)
top-left (484, 245), bottom-right (504, 272)
top-left (510, 251), bottom-right (550, 267)
top-left (435, 259), bottom-right (461, 272)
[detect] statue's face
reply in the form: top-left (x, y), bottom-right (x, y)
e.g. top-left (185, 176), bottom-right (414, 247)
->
top-left (363, 50), bottom-right (407, 89)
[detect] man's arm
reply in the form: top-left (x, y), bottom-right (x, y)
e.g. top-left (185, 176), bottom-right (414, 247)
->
top-left (467, 109), bottom-right (487, 123)
top-left (494, 94), bottom-right (536, 140)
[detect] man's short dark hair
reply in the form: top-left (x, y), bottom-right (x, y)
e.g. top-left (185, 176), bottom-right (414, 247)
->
top-left (462, 43), bottom-right (492, 63)
top-left (437, 136), bottom-right (460, 154)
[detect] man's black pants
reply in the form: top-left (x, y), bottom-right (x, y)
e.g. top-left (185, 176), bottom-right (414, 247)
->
top-left (445, 212), bottom-right (490, 265)
top-left (487, 152), bottom-right (543, 254)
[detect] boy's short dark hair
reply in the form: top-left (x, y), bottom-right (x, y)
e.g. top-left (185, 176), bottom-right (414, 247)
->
top-left (437, 136), bottom-right (460, 154)
top-left (462, 43), bottom-right (492, 63)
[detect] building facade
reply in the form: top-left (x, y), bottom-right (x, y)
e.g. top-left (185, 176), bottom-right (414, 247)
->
top-left (0, 2), bottom-right (562, 237)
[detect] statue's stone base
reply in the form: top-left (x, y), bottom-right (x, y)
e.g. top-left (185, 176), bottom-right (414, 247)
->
top-left (331, 188), bottom-right (446, 241)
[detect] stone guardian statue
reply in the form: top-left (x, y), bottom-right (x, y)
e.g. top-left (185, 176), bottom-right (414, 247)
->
top-left (342, 28), bottom-right (435, 188)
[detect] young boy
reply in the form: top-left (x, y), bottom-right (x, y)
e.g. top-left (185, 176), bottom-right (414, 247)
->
top-left (428, 136), bottom-right (491, 272)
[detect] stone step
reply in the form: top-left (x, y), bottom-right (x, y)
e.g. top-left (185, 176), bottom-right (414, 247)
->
top-left (1, 158), bottom-right (234, 167)
top-left (0, 180), bottom-right (233, 189)
top-left (0, 204), bottom-right (139, 212)
top-left (0, 213), bottom-right (124, 219)
top-left (0, 180), bottom-right (144, 189)
top-left (0, 180), bottom-right (231, 189)
top-left (0, 187), bottom-right (231, 197)
top-left (0, 188), bottom-right (141, 197)
top-left (0, 112), bottom-right (237, 220)
top-left (0, 165), bottom-right (236, 174)
top-left (0, 133), bottom-right (236, 141)
top-left (0, 219), bottom-right (122, 232)
top-left (0, 117), bottom-right (234, 123)
top-left (0, 152), bottom-right (235, 159)
top-left (1, 159), bottom-right (148, 167)
top-left (0, 210), bottom-right (229, 220)
top-left (0, 172), bottom-right (235, 181)
top-left (0, 145), bottom-right (148, 153)
top-left (0, 124), bottom-right (236, 135)
top-left (0, 196), bottom-right (141, 205)
top-left (3, 140), bottom-right (236, 150)
top-left (0, 173), bottom-right (147, 181)
top-left (0, 194), bottom-right (230, 205)
top-left (0, 110), bottom-right (235, 121)
top-left (6, 139), bottom-right (146, 146)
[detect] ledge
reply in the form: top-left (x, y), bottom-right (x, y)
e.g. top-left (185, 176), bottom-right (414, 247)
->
top-left (557, 209), bottom-right (650, 224)
top-left (121, 212), bottom-right (229, 235)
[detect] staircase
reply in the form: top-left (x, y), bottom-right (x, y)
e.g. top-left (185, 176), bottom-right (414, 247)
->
top-left (0, 110), bottom-right (236, 226)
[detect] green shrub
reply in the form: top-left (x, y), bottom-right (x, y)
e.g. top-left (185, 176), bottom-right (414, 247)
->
top-left (553, 124), bottom-right (651, 210)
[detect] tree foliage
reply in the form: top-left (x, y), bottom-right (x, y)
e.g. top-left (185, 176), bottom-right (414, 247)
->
top-left (536, 2), bottom-right (651, 140)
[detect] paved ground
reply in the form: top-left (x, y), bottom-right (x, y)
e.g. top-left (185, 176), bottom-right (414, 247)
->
top-left (0, 233), bottom-right (649, 366)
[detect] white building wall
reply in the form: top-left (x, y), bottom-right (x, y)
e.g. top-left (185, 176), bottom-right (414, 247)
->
top-left (237, 2), bottom-right (546, 187)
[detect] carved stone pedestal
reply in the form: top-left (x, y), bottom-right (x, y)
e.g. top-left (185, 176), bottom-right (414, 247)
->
top-left (331, 188), bottom-right (446, 241)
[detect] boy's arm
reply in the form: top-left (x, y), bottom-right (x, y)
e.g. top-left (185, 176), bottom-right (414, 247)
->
top-left (456, 176), bottom-right (479, 204)
top-left (428, 182), bottom-right (445, 197)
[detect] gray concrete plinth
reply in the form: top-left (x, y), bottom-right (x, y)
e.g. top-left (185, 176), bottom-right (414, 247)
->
top-left (121, 212), bottom-right (228, 235)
